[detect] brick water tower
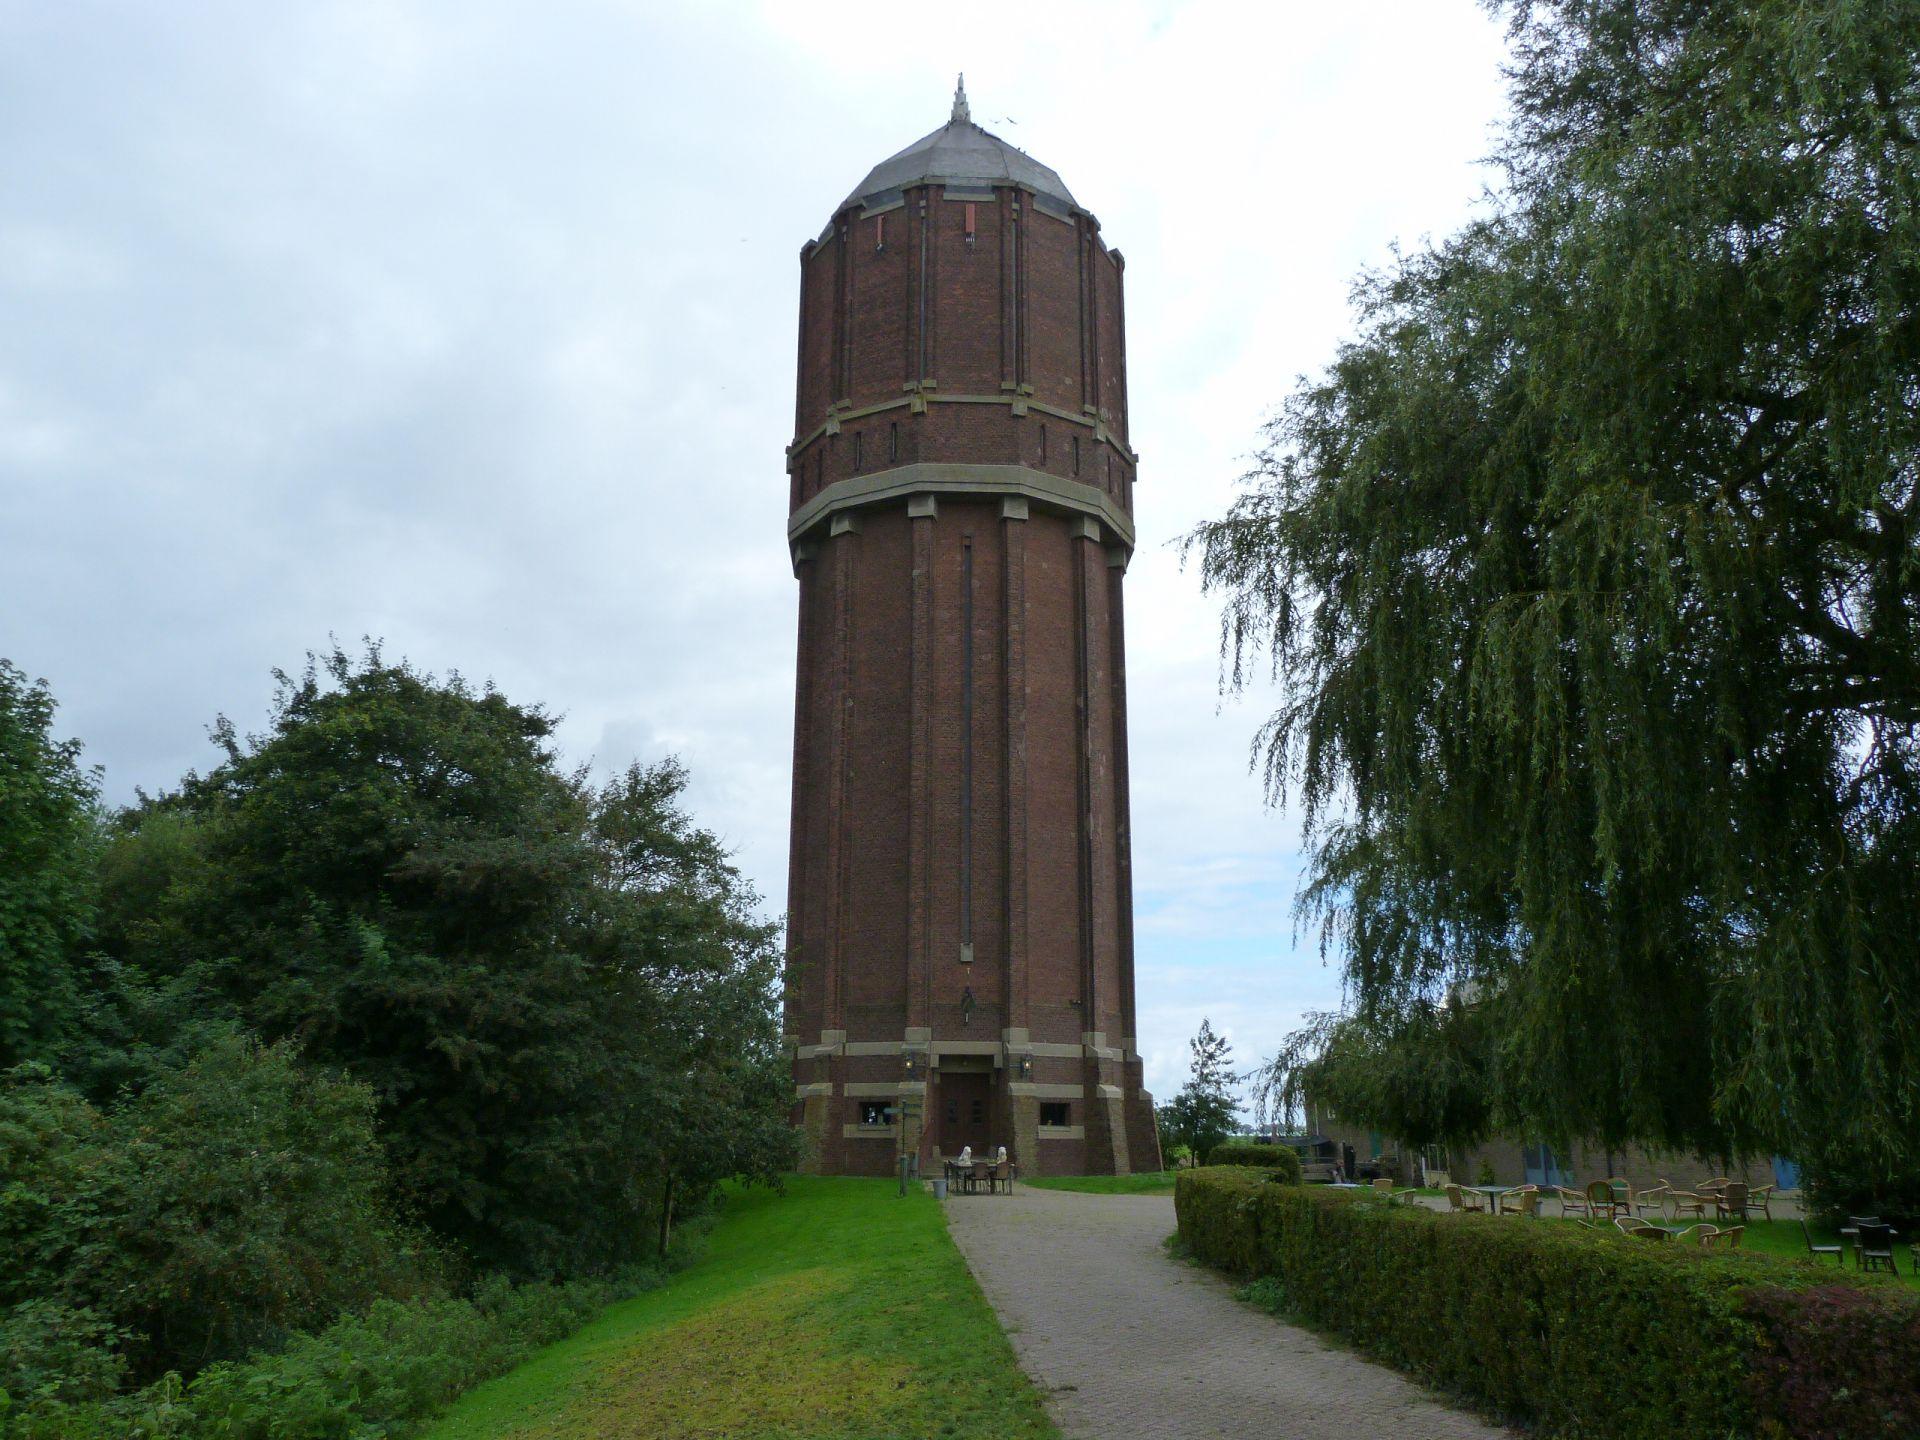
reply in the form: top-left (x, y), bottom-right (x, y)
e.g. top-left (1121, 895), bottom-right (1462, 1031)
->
top-left (783, 81), bottom-right (1159, 1178)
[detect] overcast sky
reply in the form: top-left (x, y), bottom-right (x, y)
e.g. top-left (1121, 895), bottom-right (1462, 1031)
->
top-left (1, 1), bottom-right (1511, 1104)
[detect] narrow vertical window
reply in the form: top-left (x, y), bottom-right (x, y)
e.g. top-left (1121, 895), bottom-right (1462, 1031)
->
top-left (1072, 433), bottom-right (1081, 476)
top-left (1039, 425), bottom-right (1048, 465)
top-left (889, 421), bottom-right (899, 462)
top-left (964, 201), bottom-right (977, 247)
top-left (853, 430), bottom-right (863, 471)
top-left (874, 213), bottom-right (886, 252)
top-left (960, 537), bottom-right (974, 962)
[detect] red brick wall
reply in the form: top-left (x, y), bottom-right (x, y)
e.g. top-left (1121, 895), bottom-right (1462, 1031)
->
top-left (785, 171), bottom-right (1152, 1175)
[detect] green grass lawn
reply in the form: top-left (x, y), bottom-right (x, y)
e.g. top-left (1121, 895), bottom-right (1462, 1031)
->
top-left (423, 1177), bottom-right (1058, 1440)
top-left (1023, 1171), bottom-right (1178, 1195)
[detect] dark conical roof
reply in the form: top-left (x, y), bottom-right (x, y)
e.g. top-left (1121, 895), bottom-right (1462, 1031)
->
top-left (841, 77), bottom-right (1077, 214)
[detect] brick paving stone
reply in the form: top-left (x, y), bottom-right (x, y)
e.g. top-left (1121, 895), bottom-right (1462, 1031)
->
top-left (944, 1188), bottom-right (1514, 1440)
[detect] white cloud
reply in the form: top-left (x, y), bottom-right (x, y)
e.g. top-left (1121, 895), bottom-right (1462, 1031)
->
top-left (0, 0), bottom-right (1509, 1085)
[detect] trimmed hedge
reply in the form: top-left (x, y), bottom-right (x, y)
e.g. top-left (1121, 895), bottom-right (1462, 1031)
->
top-left (1176, 1167), bottom-right (1920, 1440)
top-left (1203, 1143), bottom-right (1303, 1183)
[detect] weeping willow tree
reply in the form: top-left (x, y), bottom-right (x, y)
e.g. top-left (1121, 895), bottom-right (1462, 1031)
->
top-left (1195, 0), bottom-right (1920, 1177)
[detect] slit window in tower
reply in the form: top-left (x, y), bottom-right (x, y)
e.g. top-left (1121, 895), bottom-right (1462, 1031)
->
top-left (853, 430), bottom-right (863, 471)
top-left (889, 421), bottom-right (899, 462)
top-left (964, 201), bottom-right (976, 247)
top-left (1040, 1102), bottom-right (1071, 1127)
top-left (1072, 433), bottom-right (1081, 476)
top-left (874, 213), bottom-right (886, 252)
top-left (1039, 424), bottom-right (1048, 465)
top-left (959, 537), bottom-right (974, 963)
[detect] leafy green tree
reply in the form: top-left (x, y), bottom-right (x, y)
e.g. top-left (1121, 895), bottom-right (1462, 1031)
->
top-left (0, 1038), bottom-right (424, 1380)
top-left (1190, 0), bottom-right (1920, 1172)
top-left (1157, 1019), bottom-right (1240, 1163)
top-left (104, 646), bottom-right (792, 1276)
top-left (0, 662), bottom-right (98, 1068)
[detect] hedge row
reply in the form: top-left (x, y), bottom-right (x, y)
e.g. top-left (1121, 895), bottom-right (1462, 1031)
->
top-left (1203, 1143), bottom-right (1303, 1182)
top-left (1175, 1167), bottom-right (1920, 1440)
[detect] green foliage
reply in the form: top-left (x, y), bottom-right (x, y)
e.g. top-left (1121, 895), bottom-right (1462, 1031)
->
top-left (0, 1039), bottom-right (426, 1381)
top-left (0, 1270), bottom-right (654, 1440)
top-left (1176, 1168), bottom-right (1920, 1439)
top-left (1190, 0), bottom-right (1920, 1168)
top-left (1155, 1019), bottom-right (1240, 1164)
top-left (1204, 1143), bottom-right (1303, 1183)
top-left (0, 661), bottom-right (98, 1068)
top-left (1254, 1005), bottom-right (1490, 1151)
top-left (103, 646), bottom-right (795, 1277)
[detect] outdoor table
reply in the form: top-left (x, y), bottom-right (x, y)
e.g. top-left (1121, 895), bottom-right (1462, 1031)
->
top-left (1465, 1185), bottom-right (1508, 1212)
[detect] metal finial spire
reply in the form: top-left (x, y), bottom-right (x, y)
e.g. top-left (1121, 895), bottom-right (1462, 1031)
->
top-left (952, 73), bottom-right (970, 124)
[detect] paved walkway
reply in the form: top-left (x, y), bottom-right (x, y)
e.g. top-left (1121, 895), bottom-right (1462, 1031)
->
top-left (944, 1188), bottom-right (1513, 1440)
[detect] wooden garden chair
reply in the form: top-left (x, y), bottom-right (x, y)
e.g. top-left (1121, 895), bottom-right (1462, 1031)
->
top-left (1746, 1184), bottom-right (1776, 1221)
top-left (1855, 1222), bottom-right (1900, 1275)
top-left (1714, 1182), bottom-right (1750, 1223)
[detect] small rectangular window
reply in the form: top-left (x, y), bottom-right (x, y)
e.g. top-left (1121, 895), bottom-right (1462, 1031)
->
top-left (874, 214), bottom-right (886, 252)
top-left (964, 201), bottom-right (977, 246)
top-left (971, 1098), bottom-right (985, 1124)
top-left (889, 421), bottom-right (899, 462)
top-left (1039, 425), bottom-right (1048, 464)
top-left (1040, 1101), bottom-right (1070, 1127)
top-left (853, 430), bottom-right (863, 470)
top-left (1071, 434), bottom-right (1081, 476)
top-left (860, 1100), bottom-right (897, 1126)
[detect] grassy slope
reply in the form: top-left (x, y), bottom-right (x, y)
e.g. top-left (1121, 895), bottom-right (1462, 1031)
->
top-left (1023, 1172), bottom-right (1178, 1195)
top-left (423, 1177), bottom-right (1057, 1440)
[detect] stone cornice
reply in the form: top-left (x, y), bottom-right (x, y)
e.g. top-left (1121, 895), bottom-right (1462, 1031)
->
top-left (788, 462), bottom-right (1135, 558)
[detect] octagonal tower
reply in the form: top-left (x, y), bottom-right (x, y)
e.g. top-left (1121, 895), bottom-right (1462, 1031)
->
top-left (784, 80), bottom-right (1159, 1177)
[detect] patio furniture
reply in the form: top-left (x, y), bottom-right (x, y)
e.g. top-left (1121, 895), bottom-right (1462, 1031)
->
top-left (988, 1158), bottom-right (1015, 1195)
top-left (1558, 1186), bottom-right (1592, 1219)
top-left (1747, 1184), bottom-right (1776, 1221)
top-left (1700, 1226), bottom-right (1744, 1250)
top-left (1499, 1185), bottom-right (1541, 1217)
top-left (1854, 1222), bottom-right (1900, 1275)
top-left (1616, 1216), bottom-right (1668, 1241)
top-left (1464, 1184), bottom-right (1506, 1212)
top-left (1715, 1182), bottom-right (1750, 1223)
top-left (1662, 1181), bottom-right (1709, 1221)
top-left (1447, 1184), bottom-right (1490, 1214)
top-left (1586, 1180), bottom-right (1629, 1220)
top-left (1632, 1183), bottom-right (1670, 1217)
top-left (1371, 1178), bottom-right (1395, 1193)
top-left (1693, 1225), bottom-right (1720, 1246)
top-left (1799, 1219), bottom-right (1843, 1266)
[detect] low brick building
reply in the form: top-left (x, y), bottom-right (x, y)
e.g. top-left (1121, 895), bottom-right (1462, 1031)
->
top-left (782, 82), bottom-right (1159, 1177)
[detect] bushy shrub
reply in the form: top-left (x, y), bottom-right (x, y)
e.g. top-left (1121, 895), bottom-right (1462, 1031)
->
top-left (0, 1268), bottom-right (663, 1440)
top-left (0, 1038), bottom-right (428, 1380)
top-left (1744, 1284), bottom-right (1920, 1440)
top-left (1204, 1143), bottom-right (1302, 1182)
top-left (1175, 1167), bottom-right (1920, 1439)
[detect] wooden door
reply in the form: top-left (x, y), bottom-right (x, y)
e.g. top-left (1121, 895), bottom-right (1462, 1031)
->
top-left (939, 1072), bottom-right (992, 1155)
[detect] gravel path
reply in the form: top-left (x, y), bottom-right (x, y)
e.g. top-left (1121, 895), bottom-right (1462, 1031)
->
top-left (943, 1187), bottom-right (1513, 1440)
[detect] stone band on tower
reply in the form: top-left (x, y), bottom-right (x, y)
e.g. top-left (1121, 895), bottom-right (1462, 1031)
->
top-left (784, 80), bottom-right (1159, 1177)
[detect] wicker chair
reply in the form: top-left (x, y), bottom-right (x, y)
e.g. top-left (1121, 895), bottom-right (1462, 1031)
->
top-left (1499, 1185), bottom-right (1541, 1217)
top-left (1692, 1225), bottom-right (1721, 1247)
top-left (1631, 1183), bottom-right (1671, 1218)
top-left (989, 1158), bottom-right (1015, 1195)
top-left (1715, 1182), bottom-right (1750, 1223)
top-left (1662, 1181), bottom-right (1709, 1221)
top-left (1558, 1185), bottom-right (1592, 1219)
top-left (1586, 1180), bottom-right (1628, 1220)
top-left (1700, 1225), bottom-right (1744, 1250)
top-left (1616, 1216), bottom-right (1667, 1241)
top-left (1746, 1184), bottom-right (1776, 1222)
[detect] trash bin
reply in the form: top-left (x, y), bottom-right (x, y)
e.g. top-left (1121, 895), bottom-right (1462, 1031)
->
top-left (932, 1177), bottom-right (949, 1200)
